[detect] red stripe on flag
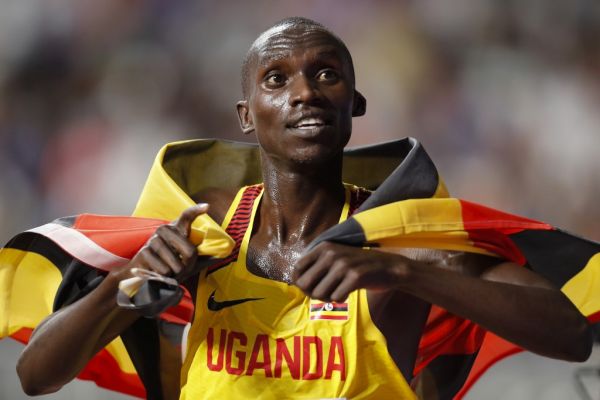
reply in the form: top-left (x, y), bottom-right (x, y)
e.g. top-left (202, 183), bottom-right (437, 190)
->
top-left (77, 348), bottom-right (146, 398)
top-left (466, 230), bottom-right (527, 265)
top-left (414, 306), bottom-right (485, 376)
top-left (455, 333), bottom-right (523, 399)
top-left (459, 200), bottom-right (553, 265)
top-left (586, 310), bottom-right (600, 324)
top-left (159, 287), bottom-right (194, 324)
top-left (9, 327), bottom-right (33, 344)
top-left (460, 200), bottom-right (552, 233)
top-left (73, 214), bottom-right (168, 259)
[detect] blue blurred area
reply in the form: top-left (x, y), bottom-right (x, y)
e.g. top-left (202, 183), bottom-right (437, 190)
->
top-left (1, 1), bottom-right (600, 399)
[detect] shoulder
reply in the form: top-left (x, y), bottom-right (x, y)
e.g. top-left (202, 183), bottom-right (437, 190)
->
top-left (191, 187), bottom-right (239, 225)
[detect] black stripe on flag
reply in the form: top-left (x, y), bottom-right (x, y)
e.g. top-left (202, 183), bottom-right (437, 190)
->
top-left (510, 229), bottom-right (600, 288)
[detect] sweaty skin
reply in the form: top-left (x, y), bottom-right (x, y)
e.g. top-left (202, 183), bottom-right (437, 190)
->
top-left (16, 18), bottom-right (592, 399)
top-left (235, 21), bottom-right (592, 377)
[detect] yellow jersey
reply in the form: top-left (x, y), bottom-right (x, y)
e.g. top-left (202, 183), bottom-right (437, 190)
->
top-left (180, 184), bottom-right (417, 400)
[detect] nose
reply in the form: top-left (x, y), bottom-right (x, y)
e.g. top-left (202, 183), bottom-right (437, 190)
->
top-left (289, 75), bottom-right (323, 107)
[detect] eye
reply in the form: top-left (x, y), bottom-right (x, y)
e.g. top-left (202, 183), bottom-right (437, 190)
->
top-left (264, 72), bottom-right (286, 87)
top-left (316, 69), bottom-right (339, 82)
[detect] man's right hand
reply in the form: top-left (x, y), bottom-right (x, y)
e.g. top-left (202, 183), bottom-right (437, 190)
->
top-left (123, 203), bottom-right (209, 281)
top-left (16, 203), bottom-right (210, 396)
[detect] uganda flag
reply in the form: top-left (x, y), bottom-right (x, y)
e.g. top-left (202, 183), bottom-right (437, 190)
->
top-left (1, 137), bottom-right (598, 399)
top-left (311, 196), bottom-right (600, 398)
top-left (309, 300), bottom-right (350, 321)
top-left (0, 138), bottom-right (412, 398)
top-left (0, 213), bottom-right (234, 399)
top-left (309, 138), bottom-right (600, 399)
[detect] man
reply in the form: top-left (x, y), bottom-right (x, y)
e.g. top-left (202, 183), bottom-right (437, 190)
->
top-left (16, 17), bottom-right (592, 399)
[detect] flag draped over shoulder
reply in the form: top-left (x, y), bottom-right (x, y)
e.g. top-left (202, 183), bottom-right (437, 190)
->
top-left (1, 137), bottom-right (598, 399)
top-left (0, 138), bottom-right (418, 398)
top-left (311, 194), bottom-right (600, 398)
top-left (0, 215), bottom-right (233, 398)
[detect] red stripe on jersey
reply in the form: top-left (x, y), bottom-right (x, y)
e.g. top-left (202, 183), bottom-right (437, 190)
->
top-left (349, 187), bottom-right (372, 216)
top-left (310, 315), bottom-right (349, 320)
top-left (208, 185), bottom-right (371, 275)
top-left (207, 185), bottom-right (263, 275)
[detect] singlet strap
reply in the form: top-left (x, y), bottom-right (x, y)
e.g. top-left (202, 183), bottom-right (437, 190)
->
top-left (206, 184), bottom-right (369, 275)
top-left (349, 186), bottom-right (372, 216)
top-left (206, 184), bottom-right (263, 275)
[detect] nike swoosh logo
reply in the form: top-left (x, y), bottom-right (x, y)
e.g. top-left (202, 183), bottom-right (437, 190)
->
top-left (207, 290), bottom-right (263, 311)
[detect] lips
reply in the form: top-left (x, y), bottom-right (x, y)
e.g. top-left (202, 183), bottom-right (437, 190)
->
top-left (288, 113), bottom-right (333, 130)
top-left (293, 117), bottom-right (326, 128)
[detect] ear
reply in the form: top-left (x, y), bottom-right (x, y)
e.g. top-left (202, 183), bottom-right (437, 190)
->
top-left (236, 100), bottom-right (255, 134)
top-left (352, 90), bottom-right (366, 117)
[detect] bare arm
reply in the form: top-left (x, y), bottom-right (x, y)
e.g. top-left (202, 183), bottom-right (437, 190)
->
top-left (16, 204), bottom-right (210, 396)
top-left (403, 251), bottom-right (592, 361)
top-left (293, 242), bottom-right (593, 362)
top-left (16, 271), bottom-right (140, 395)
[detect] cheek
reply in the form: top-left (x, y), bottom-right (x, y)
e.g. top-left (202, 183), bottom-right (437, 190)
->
top-left (328, 87), bottom-right (354, 115)
top-left (251, 94), bottom-right (288, 128)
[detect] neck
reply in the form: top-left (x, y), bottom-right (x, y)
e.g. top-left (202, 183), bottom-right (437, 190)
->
top-left (258, 153), bottom-right (346, 245)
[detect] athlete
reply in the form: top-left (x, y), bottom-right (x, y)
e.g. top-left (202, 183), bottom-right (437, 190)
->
top-left (16, 17), bottom-right (592, 399)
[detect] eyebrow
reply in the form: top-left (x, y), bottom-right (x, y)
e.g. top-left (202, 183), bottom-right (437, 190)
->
top-left (257, 48), bottom-right (343, 68)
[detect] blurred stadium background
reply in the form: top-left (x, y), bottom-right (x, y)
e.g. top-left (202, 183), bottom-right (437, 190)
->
top-left (1, 0), bottom-right (599, 399)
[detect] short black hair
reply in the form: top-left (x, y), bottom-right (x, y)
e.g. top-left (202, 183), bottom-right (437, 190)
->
top-left (240, 17), bottom-right (355, 98)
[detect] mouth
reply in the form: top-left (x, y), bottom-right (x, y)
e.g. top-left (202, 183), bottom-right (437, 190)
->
top-left (292, 117), bottom-right (329, 129)
top-left (287, 111), bottom-right (335, 134)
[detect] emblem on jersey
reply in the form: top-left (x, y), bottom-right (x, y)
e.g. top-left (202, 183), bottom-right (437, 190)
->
top-left (207, 290), bottom-right (263, 311)
top-left (309, 300), bottom-right (349, 321)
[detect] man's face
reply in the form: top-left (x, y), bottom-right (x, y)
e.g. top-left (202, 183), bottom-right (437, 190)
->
top-left (238, 26), bottom-right (364, 167)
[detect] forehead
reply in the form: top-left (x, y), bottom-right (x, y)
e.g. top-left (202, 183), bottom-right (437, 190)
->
top-left (251, 25), bottom-right (350, 68)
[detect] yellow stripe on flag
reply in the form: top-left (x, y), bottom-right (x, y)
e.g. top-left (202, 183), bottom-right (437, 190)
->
top-left (0, 248), bottom-right (138, 374)
top-left (104, 336), bottom-right (137, 374)
top-left (376, 232), bottom-right (494, 256)
top-left (353, 198), bottom-right (498, 256)
top-left (0, 248), bottom-right (62, 337)
top-left (133, 141), bottom-right (235, 259)
top-left (433, 178), bottom-right (449, 199)
top-left (354, 198), bottom-right (465, 241)
top-left (562, 253), bottom-right (600, 318)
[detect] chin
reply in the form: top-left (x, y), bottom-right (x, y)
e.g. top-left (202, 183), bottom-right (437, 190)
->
top-left (286, 143), bottom-right (344, 167)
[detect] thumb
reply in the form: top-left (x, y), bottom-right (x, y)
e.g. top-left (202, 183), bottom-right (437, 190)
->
top-left (173, 203), bottom-right (209, 236)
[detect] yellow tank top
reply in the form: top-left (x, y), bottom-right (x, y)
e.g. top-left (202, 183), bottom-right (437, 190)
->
top-left (180, 184), bottom-right (417, 400)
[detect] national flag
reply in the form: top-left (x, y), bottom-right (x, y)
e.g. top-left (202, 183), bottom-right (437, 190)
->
top-left (2, 137), bottom-right (597, 400)
top-left (0, 212), bottom-right (233, 398)
top-left (309, 301), bottom-right (349, 321)
top-left (309, 138), bottom-right (600, 399)
top-left (0, 138), bottom-right (410, 398)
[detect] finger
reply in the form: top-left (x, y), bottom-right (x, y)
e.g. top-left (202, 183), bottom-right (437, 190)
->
top-left (156, 225), bottom-right (198, 267)
top-left (173, 203), bottom-right (209, 237)
top-left (294, 249), bottom-right (335, 294)
top-left (293, 242), bottom-right (330, 282)
top-left (138, 245), bottom-right (171, 276)
top-left (310, 263), bottom-right (346, 301)
top-left (330, 273), bottom-right (360, 303)
top-left (149, 235), bottom-right (185, 274)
